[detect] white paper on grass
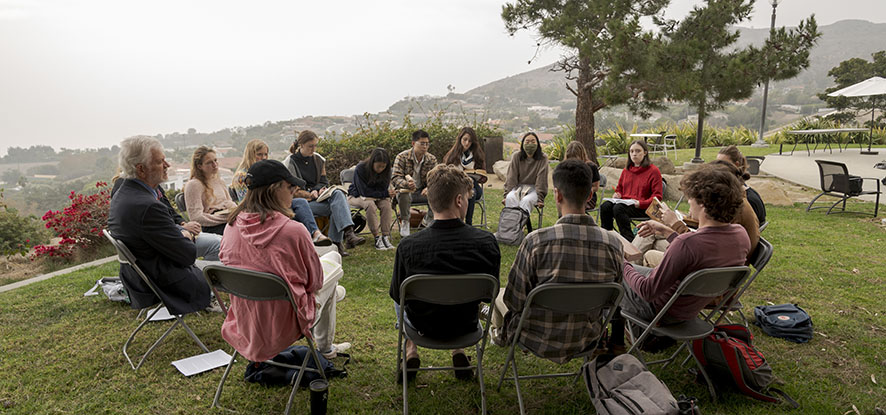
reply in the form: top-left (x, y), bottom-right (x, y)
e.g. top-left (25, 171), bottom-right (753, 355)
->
top-left (172, 349), bottom-right (232, 376)
top-left (148, 306), bottom-right (175, 321)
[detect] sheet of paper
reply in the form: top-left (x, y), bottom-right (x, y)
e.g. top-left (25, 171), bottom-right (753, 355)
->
top-left (149, 306), bottom-right (175, 321)
top-left (603, 197), bottom-right (638, 206)
top-left (171, 349), bottom-right (232, 377)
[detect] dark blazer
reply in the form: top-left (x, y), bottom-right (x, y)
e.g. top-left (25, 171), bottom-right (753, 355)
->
top-left (107, 179), bottom-right (210, 315)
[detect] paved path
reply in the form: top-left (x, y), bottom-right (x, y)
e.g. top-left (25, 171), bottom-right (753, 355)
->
top-left (0, 256), bottom-right (116, 294)
top-left (760, 148), bottom-right (885, 204)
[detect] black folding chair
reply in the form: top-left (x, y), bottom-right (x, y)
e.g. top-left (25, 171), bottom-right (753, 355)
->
top-left (807, 160), bottom-right (880, 217)
top-left (102, 229), bottom-right (210, 370)
top-left (396, 274), bottom-right (499, 415)
top-left (203, 264), bottom-right (328, 415)
top-left (497, 282), bottom-right (624, 415)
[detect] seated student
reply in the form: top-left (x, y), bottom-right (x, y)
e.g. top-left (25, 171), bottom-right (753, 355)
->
top-left (503, 132), bottom-right (548, 217)
top-left (442, 127), bottom-right (488, 225)
top-left (492, 160), bottom-right (623, 361)
top-left (184, 146), bottom-right (237, 235)
top-left (283, 130), bottom-right (363, 256)
top-left (636, 160), bottom-right (760, 268)
top-left (391, 129), bottom-right (438, 236)
top-left (609, 165), bottom-right (750, 352)
top-left (220, 159), bottom-right (350, 362)
top-left (348, 148), bottom-right (395, 250)
top-left (232, 139), bottom-right (330, 246)
top-left (389, 164), bottom-right (501, 381)
top-left (600, 140), bottom-right (662, 242)
top-left (563, 141), bottom-right (601, 210)
top-left (108, 136), bottom-right (212, 315)
top-left (718, 145), bottom-right (765, 224)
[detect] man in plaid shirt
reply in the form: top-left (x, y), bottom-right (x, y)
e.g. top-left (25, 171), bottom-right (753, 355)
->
top-left (492, 160), bottom-right (624, 363)
top-left (391, 129), bottom-right (438, 236)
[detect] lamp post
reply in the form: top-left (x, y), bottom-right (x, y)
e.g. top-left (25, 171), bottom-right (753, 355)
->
top-left (753, 0), bottom-right (781, 148)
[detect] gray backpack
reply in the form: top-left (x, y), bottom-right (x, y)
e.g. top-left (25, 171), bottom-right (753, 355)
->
top-left (582, 354), bottom-right (679, 415)
top-left (494, 207), bottom-right (528, 246)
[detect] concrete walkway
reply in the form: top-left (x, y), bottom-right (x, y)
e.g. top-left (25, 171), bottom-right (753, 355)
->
top-left (0, 256), bottom-right (116, 294)
top-left (760, 147), bottom-right (885, 205)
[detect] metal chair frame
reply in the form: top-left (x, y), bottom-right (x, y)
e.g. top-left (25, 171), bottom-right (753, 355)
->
top-left (807, 160), bottom-right (881, 217)
top-left (649, 134), bottom-right (677, 160)
top-left (340, 166), bottom-right (373, 235)
top-left (496, 282), bottom-right (624, 415)
top-left (202, 264), bottom-right (328, 415)
top-left (703, 238), bottom-right (774, 328)
top-left (102, 229), bottom-right (210, 371)
top-left (622, 266), bottom-right (751, 401)
top-left (396, 274), bottom-right (499, 415)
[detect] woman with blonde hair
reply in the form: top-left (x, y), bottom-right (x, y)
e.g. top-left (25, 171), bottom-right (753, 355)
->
top-left (184, 146), bottom-right (237, 235)
top-left (563, 141), bottom-right (601, 210)
top-left (283, 130), bottom-right (364, 256)
top-left (232, 139), bottom-right (330, 246)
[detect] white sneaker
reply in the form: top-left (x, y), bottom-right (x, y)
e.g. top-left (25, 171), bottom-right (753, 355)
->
top-left (399, 220), bottom-right (410, 237)
top-left (382, 235), bottom-right (395, 250)
top-left (322, 342), bottom-right (352, 359)
top-left (374, 236), bottom-right (387, 250)
top-left (335, 285), bottom-right (346, 303)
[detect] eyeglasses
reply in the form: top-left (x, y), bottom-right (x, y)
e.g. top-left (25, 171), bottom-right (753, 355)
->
top-left (416, 141), bottom-right (430, 147)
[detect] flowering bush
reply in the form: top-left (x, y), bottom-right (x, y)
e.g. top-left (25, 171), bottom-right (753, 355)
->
top-left (31, 181), bottom-right (110, 259)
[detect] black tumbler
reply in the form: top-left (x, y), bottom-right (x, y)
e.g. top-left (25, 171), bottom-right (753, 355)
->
top-left (309, 379), bottom-right (328, 415)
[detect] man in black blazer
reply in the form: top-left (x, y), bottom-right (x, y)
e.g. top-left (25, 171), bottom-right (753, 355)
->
top-left (107, 136), bottom-right (211, 315)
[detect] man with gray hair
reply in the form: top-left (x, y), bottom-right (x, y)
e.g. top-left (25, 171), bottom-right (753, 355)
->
top-left (107, 136), bottom-right (212, 315)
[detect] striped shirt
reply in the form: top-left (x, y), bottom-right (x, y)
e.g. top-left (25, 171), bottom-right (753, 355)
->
top-left (502, 214), bottom-right (623, 363)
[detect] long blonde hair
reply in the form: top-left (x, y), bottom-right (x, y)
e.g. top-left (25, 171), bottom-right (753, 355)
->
top-left (564, 141), bottom-right (590, 163)
top-left (237, 139), bottom-right (268, 171)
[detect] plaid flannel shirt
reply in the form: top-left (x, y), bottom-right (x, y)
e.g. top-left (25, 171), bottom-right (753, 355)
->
top-left (502, 214), bottom-right (623, 363)
top-left (391, 148), bottom-right (438, 191)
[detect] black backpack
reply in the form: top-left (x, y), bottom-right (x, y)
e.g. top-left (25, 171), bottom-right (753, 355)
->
top-left (753, 304), bottom-right (814, 343)
top-left (244, 346), bottom-right (349, 387)
top-left (495, 207), bottom-right (529, 246)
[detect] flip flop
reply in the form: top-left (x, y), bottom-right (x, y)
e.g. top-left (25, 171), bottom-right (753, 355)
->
top-left (452, 352), bottom-right (473, 380)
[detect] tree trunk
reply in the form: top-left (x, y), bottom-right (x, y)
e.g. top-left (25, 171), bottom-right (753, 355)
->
top-left (575, 55), bottom-right (598, 162)
top-left (693, 102), bottom-right (706, 163)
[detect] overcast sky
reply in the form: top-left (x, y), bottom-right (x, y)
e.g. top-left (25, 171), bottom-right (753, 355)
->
top-left (1, 0), bottom-right (883, 156)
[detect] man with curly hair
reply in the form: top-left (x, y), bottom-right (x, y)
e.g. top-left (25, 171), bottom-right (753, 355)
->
top-left (608, 164), bottom-right (750, 352)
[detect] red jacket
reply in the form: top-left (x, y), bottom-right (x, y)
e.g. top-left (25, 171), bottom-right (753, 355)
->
top-left (616, 164), bottom-right (662, 210)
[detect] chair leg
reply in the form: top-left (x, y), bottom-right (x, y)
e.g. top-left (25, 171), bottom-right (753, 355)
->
top-left (123, 307), bottom-right (158, 370)
top-left (135, 319), bottom-right (181, 370)
top-left (688, 343), bottom-right (718, 402)
top-left (497, 340), bottom-right (518, 391)
top-left (511, 355), bottom-right (526, 415)
top-left (475, 342), bottom-right (487, 415)
top-left (212, 351), bottom-right (238, 412)
top-left (806, 192), bottom-right (826, 212)
top-left (178, 316), bottom-right (210, 353)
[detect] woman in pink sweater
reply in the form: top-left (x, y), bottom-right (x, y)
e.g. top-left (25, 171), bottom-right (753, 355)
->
top-left (219, 159), bottom-right (347, 363)
top-left (184, 146), bottom-right (237, 235)
top-left (600, 140), bottom-right (662, 241)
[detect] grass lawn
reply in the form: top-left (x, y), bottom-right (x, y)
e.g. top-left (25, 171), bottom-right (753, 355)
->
top-left (1, 188), bottom-right (884, 414)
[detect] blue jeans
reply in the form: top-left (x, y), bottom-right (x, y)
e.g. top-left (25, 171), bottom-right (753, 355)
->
top-left (465, 180), bottom-right (483, 225)
top-left (308, 190), bottom-right (354, 243)
top-left (291, 198), bottom-right (319, 235)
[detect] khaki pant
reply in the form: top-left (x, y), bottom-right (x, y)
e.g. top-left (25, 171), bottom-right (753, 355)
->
top-left (632, 234), bottom-right (670, 267)
top-left (348, 196), bottom-right (393, 236)
top-left (491, 288), bottom-right (509, 330)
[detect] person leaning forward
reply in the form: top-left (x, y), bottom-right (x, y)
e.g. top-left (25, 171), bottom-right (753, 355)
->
top-left (107, 136), bottom-right (211, 315)
top-left (391, 129), bottom-right (438, 237)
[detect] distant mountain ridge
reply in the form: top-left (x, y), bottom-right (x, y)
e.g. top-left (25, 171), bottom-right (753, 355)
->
top-left (466, 19), bottom-right (886, 103)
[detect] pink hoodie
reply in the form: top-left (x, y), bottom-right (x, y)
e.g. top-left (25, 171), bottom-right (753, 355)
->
top-left (219, 211), bottom-right (322, 362)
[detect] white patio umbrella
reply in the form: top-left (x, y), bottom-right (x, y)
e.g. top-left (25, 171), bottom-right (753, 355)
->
top-left (827, 76), bottom-right (886, 155)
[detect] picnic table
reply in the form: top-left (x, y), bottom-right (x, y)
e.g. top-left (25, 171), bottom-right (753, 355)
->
top-left (782, 128), bottom-right (869, 156)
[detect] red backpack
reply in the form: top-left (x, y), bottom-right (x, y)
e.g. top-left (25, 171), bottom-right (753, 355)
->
top-left (692, 324), bottom-right (798, 408)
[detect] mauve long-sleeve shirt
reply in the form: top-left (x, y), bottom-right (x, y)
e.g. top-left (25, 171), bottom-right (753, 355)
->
top-left (623, 224), bottom-right (750, 321)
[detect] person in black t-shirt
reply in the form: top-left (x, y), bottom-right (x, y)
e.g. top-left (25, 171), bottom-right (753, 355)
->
top-left (389, 165), bottom-right (501, 381)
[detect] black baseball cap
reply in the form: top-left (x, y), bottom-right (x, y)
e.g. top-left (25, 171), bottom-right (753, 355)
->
top-left (246, 160), bottom-right (306, 190)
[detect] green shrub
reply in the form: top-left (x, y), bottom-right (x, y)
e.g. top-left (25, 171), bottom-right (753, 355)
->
top-left (0, 190), bottom-right (50, 258)
top-left (545, 126), bottom-right (574, 161)
top-left (316, 110), bottom-right (502, 183)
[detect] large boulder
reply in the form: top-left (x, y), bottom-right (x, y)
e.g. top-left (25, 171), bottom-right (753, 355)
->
top-left (612, 157), bottom-right (629, 169)
top-left (493, 159), bottom-right (510, 181)
top-left (661, 174), bottom-right (684, 202)
top-left (652, 156), bottom-right (676, 175)
top-left (599, 167), bottom-right (621, 191)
